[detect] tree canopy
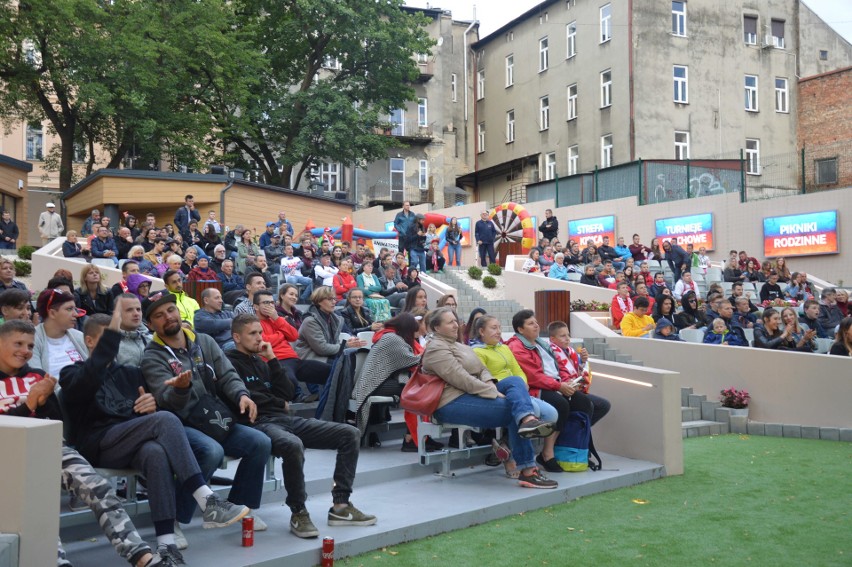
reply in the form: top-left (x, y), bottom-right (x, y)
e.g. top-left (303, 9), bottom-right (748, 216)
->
top-left (0, 0), bottom-right (433, 190)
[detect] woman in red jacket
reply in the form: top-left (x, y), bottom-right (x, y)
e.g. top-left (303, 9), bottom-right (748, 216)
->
top-left (332, 258), bottom-right (358, 302)
top-left (506, 309), bottom-right (594, 474)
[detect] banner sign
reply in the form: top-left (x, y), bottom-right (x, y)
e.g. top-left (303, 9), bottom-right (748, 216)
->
top-left (655, 213), bottom-right (714, 250)
top-left (763, 210), bottom-right (839, 257)
top-left (568, 215), bottom-right (615, 246)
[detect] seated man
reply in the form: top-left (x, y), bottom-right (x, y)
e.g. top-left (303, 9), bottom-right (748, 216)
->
top-left (114, 293), bottom-right (152, 366)
top-left (313, 253), bottom-right (339, 287)
top-left (280, 244), bottom-right (313, 303)
top-left (648, 272), bottom-right (668, 298)
top-left (759, 271), bottom-right (783, 303)
top-left (218, 259), bottom-right (244, 294)
top-left (799, 299), bottom-right (830, 339)
top-left (547, 320), bottom-right (611, 423)
top-left (377, 265), bottom-right (408, 308)
top-left (228, 314), bottom-right (376, 538)
top-left (263, 234), bottom-right (285, 265)
top-left (60, 307), bottom-right (248, 564)
top-left (619, 296), bottom-right (655, 337)
top-left (0, 320), bottom-right (160, 567)
top-left (233, 273), bottom-right (267, 316)
top-left (715, 300), bottom-right (749, 346)
top-left (245, 254), bottom-right (275, 290)
top-left (597, 236), bottom-right (625, 271)
top-left (610, 281), bottom-right (633, 330)
top-left (729, 281), bottom-right (759, 313)
top-left (91, 225), bottom-right (120, 267)
top-left (194, 288), bottom-right (236, 351)
top-left (142, 294), bottom-right (272, 539)
top-left (162, 270), bottom-right (200, 327)
top-left (210, 245), bottom-right (228, 274)
top-left (817, 288), bottom-right (843, 333)
top-left (732, 296), bottom-right (757, 329)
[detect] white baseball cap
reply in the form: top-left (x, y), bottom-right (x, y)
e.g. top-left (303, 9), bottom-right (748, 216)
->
top-left (46, 202), bottom-right (56, 207)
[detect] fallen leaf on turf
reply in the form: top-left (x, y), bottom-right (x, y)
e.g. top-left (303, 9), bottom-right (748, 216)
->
top-left (567, 527), bottom-right (575, 531)
top-left (387, 551), bottom-right (399, 556)
top-left (739, 435), bottom-right (750, 440)
top-left (632, 499), bottom-right (649, 504)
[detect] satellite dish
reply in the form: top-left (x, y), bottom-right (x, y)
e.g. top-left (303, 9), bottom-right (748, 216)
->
top-left (437, 37), bottom-right (444, 47)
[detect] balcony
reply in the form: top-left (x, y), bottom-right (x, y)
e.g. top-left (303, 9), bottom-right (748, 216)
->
top-left (414, 61), bottom-right (434, 83)
top-left (365, 179), bottom-right (432, 208)
top-left (376, 121), bottom-right (434, 145)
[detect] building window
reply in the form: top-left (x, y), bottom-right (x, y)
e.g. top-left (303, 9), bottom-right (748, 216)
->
top-left (540, 96), bottom-right (550, 130)
top-left (539, 37), bottom-right (549, 72)
top-left (419, 160), bottom-right (429, 189)
top-left (673, 65), bottom-right (688, 104)
top-left (815, 158), bottom-right (838, 185)
top-left (417, 52), bottom-right (428, 64)
top-left (672, 1), bottom-right (686, 36)
top-left (390, 158), bottom-right (405, 200)
top-left (476, 70), bottom-right (485, 100)
top-left (745, 139), bottom-right (760, 175)
top-left (390, 108), bottom-right (404, 136)
top-left (775, 77), bottom-right (789, 113)
top-left (506, 110), bottom-right (515, 143)
top-left (451, 73), bottom-right (457, 102)
top-left (477, 122), bottom-right (486, 153)
top-left (567, 83), bottom-right (578, 120)
top-left (744, 75), bottom-right (758, 112)
top-left (417, 98), bottom-right (428, 127)
top-left (567, 145), bottom-right (579, 176)
top-left (600, 4), bottom-right (612, 43)
top-left (314, 163), bottom-right (340, 192)
top-left (73, 142), bottom-right (86, 164)
top-left (743, 15), bottom-right (757, 45)
top-left (25, 124), bottom-right (43, 161)
top-left (601, 134), bottom-right (613, 168)
top-left (566, 21), bottom-right (577, 58)
top-left (819, 50), bottom-right (828, 60)
top-left (674, 131), bottom-right (690, 160)
top-left (505, 55), bottom-right (514, 87)
top-left (771, 19), bottom-right (785, 48)
top-left (600, 69), bottom-right (612, 108)
top-left (544, 152), bottom-right (557, 181)
top-left (322, 56), bottom-right (341, 70)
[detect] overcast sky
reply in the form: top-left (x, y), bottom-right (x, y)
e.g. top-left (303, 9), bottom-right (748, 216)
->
top-left (406, 0), bottom-right (852, 43)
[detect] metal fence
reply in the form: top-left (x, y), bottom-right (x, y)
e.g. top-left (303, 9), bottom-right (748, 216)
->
top-left (746, 140), bottom-right (851, 201)
top-left (525, 158), bottom-right (744, 206)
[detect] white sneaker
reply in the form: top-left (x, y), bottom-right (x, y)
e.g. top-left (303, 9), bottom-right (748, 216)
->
top-left (250, 514), bottom-right (268, 532)
top-left (173, 522), bottom-right (188, 550)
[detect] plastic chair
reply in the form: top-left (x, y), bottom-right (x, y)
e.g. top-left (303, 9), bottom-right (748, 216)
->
top-left (679, 328), bottom-right (705, 343)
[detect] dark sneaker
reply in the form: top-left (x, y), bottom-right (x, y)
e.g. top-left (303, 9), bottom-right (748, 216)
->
top-left (401, 437), bottom-right (417, 452)
top-left (202, 494), bottom-right (249, 529)
top-left (517, 418), bottom-right (556, 439)
top-left (536, 453), bottom-right (564, 473)
top-left (518, 469), bottom-right (558, 489)
top-left (327, 503), bottom-right (377, 527)
top-left (290, 509), bottom-right (319, 538)
top-left (157, 544), bottom-right (186, 566)
top-left (425, 436), bottom-right (444, 451)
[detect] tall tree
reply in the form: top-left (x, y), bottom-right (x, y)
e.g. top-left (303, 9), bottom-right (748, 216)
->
top-left (208, 0), bottom-right (434, 188)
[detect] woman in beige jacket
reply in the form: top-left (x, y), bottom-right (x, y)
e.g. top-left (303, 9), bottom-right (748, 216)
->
top-left (421, 307), bottom-right (558, 489)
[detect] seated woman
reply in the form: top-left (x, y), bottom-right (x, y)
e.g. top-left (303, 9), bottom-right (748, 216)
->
top-left (294, 286), bottom-right (366, 365)
top-left (538, 246), bottom-right (555, 276)
top-left (547, 253), bottom-right (570, 281)
top-left (332, 257), bottom-right (358, 303)
top-left (356, 260), bottom-right (391, 321)
top-left (402, 267), bottom-right (422, 289)
top-left (62, 230), bottom-right (84, 258)
top-left (276, 284), bottom-right (304, 330)
top-left (126, 273), bottom-right (152, 303)
top-left (33, 288), bottom-right (88, 376)
top-left (463, 307), bottom-right (487, 346)
top-left (0, 288), bottom-right (33, 324)
top-left (422, 307), bottom-right (558, 488)
top-left (522, 249), bottom-right (541, 274)
top-left (773, 257), bottom-right (792, 283)
top-left (828, 317), bottom-right (852, 356)
top-left (754, 308), bottom-right (815, 351)
top-left (186, 255), bottom-right (219, 282)
top-left (723, 258), bottom-right (745, 283)
top-left (341, 289), bottom-right (383, 335)
top-left (75, 264), bottom-right (114, 316)
top-left (127, 245), bottom-right (157, 276)
top-left (674, 290), bottom-right (703, 330)
top-left (507, 309), bottom-right (596, 474)
top-left (780, 306), bottom-right (816, 352)
top-left (742, 259), bottom-right (765, 283)
top-left (402, 286), bottom-right (428, 313)
top-left (652, 295), bottom-right (676, 323)
top-left (352, 313), bottom-right (424, 447)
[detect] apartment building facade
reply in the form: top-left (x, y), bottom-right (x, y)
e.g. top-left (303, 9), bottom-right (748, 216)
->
top-left (460, 0), bottom-right (852, 206)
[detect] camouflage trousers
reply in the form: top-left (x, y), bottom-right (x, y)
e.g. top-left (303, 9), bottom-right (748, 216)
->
top-left (57, 446), bottom-right (152, 566)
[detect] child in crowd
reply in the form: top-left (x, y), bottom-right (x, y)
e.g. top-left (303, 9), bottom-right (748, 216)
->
top-left (653, 318), bottom-right (684, 341)
top-left (703, 318), bottom-right (730, 345)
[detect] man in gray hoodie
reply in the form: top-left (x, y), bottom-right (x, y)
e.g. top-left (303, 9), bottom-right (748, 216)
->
top-left (114, 294), bottom-right (152, 366)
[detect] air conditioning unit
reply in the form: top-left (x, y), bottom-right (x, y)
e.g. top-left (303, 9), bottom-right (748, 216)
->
top-left (762, 34), bottom-right (773, 48)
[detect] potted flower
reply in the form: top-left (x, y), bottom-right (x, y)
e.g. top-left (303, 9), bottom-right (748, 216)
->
top-left (720, 387), bottom-right (750, 417)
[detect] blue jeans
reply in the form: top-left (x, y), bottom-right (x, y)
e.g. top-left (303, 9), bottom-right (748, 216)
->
top-left (447, 243), bottom-right (462, 266)
top-left (408, 249), bottom-right (427, 273)
top-left (433, 376), bottom-right (538, 471)
top-left (176, 424), bottom-right (271, 523)
top-left (286, 274), bottom-right (313, 301)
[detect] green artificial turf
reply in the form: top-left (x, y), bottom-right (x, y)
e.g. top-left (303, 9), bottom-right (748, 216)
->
top-left (343, 435), bottom-right (851, 567)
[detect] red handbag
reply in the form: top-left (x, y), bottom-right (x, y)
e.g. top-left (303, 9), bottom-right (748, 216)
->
top-left (399, 366), bottom-right (445, 416)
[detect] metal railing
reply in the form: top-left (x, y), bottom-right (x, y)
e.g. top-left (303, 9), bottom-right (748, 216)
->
top-left (376, 121), bottom-right (434, 140)
top-left (365, 179), bottom-right (431, 204)
top-left (746, 141), bottom-right (851, 201)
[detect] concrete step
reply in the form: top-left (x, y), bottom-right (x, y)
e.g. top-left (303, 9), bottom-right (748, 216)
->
top-left (681, 407), bottom-right (701, 422)
top-left (687, 393), bottom-right (707, 408)
top-left (681, 387), bottom-right (694, 407)
top-left (682, 420), bottom-right (729, 438)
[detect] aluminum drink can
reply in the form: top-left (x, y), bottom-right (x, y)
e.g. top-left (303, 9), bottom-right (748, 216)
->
top-left (242, 516), bottom-right (254, 547)
top-left (321, 536), bottom-right (334, 566)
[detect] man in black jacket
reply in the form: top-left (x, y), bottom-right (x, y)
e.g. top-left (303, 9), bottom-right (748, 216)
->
top-left (474, 210), bottom-right (497, 267)
top-left (0, 210), bottom-right (19, 249)
top-left (661, 240), bottom-right (690, 284)
top-left (538, 209), bottom-right (559, 241)
top-left (227, 313), bottom-right (376, 539)
top-left (597, 236), bottom-right (625, 271)
top-left (60, 307), bottom-right (248, 563)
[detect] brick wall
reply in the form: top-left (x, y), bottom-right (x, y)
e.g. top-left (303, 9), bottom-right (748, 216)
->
top-left (798, 67), bottom-right (852, 190)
